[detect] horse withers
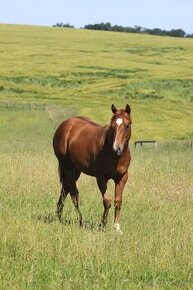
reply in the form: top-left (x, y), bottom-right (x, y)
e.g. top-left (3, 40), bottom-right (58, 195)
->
top-left (53, 104), bottom-right (131, 234)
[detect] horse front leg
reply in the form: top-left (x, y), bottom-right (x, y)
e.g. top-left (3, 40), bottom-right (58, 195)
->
top-left (114, 172), bottom-right (128, 234)
top-left (97, 176), bottom-right (111, 229)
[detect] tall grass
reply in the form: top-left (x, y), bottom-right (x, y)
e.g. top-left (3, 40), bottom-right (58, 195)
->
top-left (0, 106), bottom-right (193, 289)
top-left (0, 24), bottom-right (193, 289)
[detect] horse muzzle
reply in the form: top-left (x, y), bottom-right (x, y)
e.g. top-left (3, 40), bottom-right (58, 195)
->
top-left (113, 146), bottom-right (123, 156)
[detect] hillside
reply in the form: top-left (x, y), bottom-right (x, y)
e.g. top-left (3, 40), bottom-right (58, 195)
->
top-left (0, 24), bottom-right (193, 141)
top-left (1, 24), bottom-right (193, 289)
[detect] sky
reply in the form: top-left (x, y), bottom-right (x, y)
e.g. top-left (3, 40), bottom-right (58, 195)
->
top-left (1, 0), bottom-right (193, 34)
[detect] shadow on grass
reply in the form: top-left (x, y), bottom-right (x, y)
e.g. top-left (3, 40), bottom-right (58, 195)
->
top-left (35, 212), bottom-right (100, 231)
top-left (35, 212), bottom-right (56, 224)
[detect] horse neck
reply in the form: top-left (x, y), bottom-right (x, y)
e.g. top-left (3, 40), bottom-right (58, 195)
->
top-left (104, 125), bottom-right (115, 149)
top-left (96, 125), bottom-right (110, 148)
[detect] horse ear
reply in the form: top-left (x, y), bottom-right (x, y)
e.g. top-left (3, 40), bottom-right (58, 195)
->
top-left (125, 104), bottom-right (131, 115)
top-left (111, 104), bottom-right (117, 114)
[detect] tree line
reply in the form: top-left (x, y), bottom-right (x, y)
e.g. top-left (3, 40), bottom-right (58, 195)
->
top-left (53, 22), bottom-right (193, 38)
top-left (53, 23), bottom-right (74, 28)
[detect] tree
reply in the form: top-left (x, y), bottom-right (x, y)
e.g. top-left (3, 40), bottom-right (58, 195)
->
top-left (53, 23), bottom-right (74, 28)
top-left (83, 23), bottom-right (189, 38)
top-left (168, 29), bottom-right (186, 37)
top-left (186, 34), bottom-right (193, 38)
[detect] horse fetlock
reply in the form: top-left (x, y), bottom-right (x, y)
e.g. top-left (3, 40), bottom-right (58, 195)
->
top-left (57, 214), bottom-right (62, 223)
top-left (114, 201), bottom-right (122, 210)
top-left (56, 206), bottom-right (63, 222)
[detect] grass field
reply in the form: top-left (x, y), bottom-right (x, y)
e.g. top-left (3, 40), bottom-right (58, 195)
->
top-left (0, 24), bottom-right (193, 289)
top-left (0, 24), bottom-right (193, 140)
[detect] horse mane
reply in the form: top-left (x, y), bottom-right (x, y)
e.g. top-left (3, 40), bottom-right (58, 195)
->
top-left (76, 116), bottom-right (111, 146)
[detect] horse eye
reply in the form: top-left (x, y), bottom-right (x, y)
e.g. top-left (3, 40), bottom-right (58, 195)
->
top-left (125, 125), bottom-right (129, 129)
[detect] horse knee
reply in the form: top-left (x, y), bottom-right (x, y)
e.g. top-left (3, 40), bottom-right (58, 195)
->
top-left (114, 198), bottom-right (122, 209)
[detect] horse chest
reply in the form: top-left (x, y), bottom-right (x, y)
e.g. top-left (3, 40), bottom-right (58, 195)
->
top-left (99, 154), bottom-right (129, 179)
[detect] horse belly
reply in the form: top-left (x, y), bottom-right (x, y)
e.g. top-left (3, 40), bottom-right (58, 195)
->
top-left (68, 140), bottom-right (96, 177)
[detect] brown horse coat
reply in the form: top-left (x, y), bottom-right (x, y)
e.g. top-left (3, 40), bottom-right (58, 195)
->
top-left (53, 104), bottom-right (131, 234)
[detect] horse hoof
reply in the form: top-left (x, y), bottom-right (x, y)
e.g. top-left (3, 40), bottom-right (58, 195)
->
top-left (79, 220), bottom-right (83, 227)
top-left (98, 223), bottom-right (105, 231)
top-left (113, 223), bottom-right (123, 235)
top-left (56, 212), bottom-right (62, 223)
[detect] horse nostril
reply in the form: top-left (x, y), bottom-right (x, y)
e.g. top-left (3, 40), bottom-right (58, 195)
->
top-left (113, 142), bottom-right (123, 155)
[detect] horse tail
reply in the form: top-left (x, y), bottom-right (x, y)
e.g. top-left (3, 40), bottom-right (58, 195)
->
top-left (58, 163), bottom-right (65, 185)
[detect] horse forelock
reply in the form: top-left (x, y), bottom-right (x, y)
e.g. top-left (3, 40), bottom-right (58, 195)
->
top-left (109, 109), bottom-right (132, 154)
top-left (111, 110), bottom-right (130, 125)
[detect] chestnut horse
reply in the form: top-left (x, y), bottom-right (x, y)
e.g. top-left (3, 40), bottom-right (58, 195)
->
top-left (53, 104), bottom-right (131, 234)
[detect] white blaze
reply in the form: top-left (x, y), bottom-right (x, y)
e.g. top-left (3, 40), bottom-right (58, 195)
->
top-left (113, 118), bottom-right (123, 153)
top-left (116, 118), bottom-right (123, 126)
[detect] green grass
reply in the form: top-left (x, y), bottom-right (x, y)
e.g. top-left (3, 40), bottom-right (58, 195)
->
top-left (0, 24), bottom-right (193, 289)
top-left (0, 24), bottom-right (193, 140)
top-left (0, 105), bottom-right (193, 289)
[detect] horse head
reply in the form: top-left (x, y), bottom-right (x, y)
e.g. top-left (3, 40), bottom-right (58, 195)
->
top-left (110, 104), bottom-right (132, 156)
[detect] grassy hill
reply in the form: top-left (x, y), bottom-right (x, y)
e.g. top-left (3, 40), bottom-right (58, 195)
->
top-left (0, 25), bottom-right (193, 289)
top-left (0, 24), bottom-right (193, 141)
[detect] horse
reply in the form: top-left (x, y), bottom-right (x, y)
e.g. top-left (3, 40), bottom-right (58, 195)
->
top-left (53, 104), bottom-right (132, 234)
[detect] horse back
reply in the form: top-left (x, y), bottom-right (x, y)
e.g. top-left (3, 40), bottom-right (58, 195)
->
top-left (53, 116), bottom-right (104, 159)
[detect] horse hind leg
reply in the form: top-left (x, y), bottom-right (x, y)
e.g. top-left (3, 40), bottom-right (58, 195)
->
top-left (70, 190), bottom-right (83, 227)
top-left (69, 170), bottom-right (83, 227)
top-left (57, 187), bottom-right (68, 222)
top-left (57, 161), bottom-right (82, 226)
top-left (57, 164), bottom-right (68, 222)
